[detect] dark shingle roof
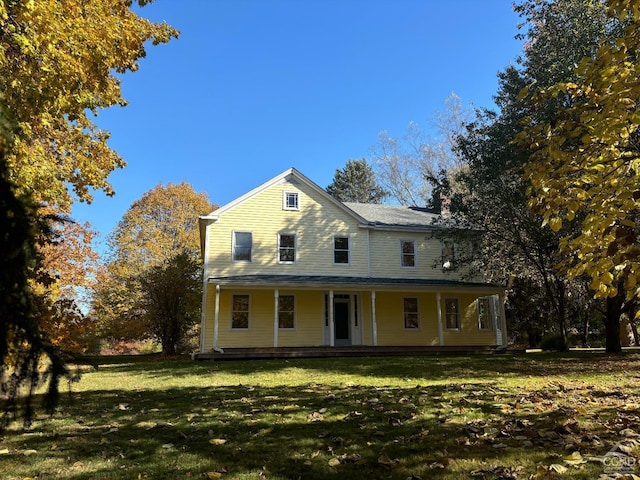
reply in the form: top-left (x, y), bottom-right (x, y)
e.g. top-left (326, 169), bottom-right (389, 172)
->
top-left (207, 274), bottom-right (501, 292)
top-left (343, 203), bottom-right (440, 229)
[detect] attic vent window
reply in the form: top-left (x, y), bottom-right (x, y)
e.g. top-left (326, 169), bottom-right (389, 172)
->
top-left (283, 191), bottom-right (299, 210)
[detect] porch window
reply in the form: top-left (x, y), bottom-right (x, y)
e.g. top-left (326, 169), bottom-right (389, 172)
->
top-left (283, 191), bottom-right (299, 210)
top-left (401, 240), bottom-right (416, 268)
top-left (278, 295), bottom-right (295, 329)
top-left (477, 297), bottom-right (493, 330)
top-left (231, 294), bottom-right (250, 329)
top-left (278, 233), bottom-right (296, 263)
top-left (445, 297), bottom-right (460, 329)
top-left (233, 231), bottom-right (252, 262)
top-left (403, 297), bottom-right (419, 329)
top-left (334, 236), bottom-right (350, 264)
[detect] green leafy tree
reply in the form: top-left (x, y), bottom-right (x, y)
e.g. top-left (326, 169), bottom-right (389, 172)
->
top-left (326, 158), bottom-right (388, 204)
top-left (435, 0), bottom-right (613, 349)
top-left (516, 0), bottom-right (639, 352)
top-left (0, 0), bottom-right (177, 425)
top-left (137, 251), bottom-right (201, 355)
top-left (93, 183), bottom-right (215, 355)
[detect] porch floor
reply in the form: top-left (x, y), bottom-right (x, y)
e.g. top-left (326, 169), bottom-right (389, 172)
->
top-left (193, 345), bottom-right (509, 361)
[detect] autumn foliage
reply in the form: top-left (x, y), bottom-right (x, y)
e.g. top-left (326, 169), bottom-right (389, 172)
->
top-left (0, 0), bottom-right (177, 423)
top-left (516, 1), bottom-right (639, 314)
top-left (93, 182), bottom-right (215, 354)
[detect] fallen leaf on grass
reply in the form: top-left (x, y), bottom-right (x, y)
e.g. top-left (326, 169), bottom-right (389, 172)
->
top-left (0, 448), bottom-right (8, 455)
top-left (22, 450), bottom-right (38, 456)
top-left (563, 451), bottom-right (586, 465)
top-left (328, 457), bottom-right (340, 467)
top-left (209, 438), bottom-right (227, 445)
top-left (575, 406), bottom-right (588, 415)
top-left (378, 453), bottom-right (399, 466)
top-left (207, 472), bottom-right (222, 479)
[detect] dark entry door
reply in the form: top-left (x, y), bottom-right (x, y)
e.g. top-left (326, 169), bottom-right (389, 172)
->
top-left (334, 297), bottom-right (351, 346)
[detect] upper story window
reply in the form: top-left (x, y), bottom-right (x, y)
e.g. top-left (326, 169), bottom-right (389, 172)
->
top-left (401, 240), bottom-right (417, 268)
top-left (441, 240), bottom-right (456, 270)
top-left (283, 191), bottom-right (299, 210)
top-left (445, 297), bottom-right (460, 330)
top-left (233, 231), bottom-right (252, 262)
top-left (278, 233), bottom-right (296, 263)
top-left (477, 297), bottom-right (493, 330)
top-left (403, 297), bottom-right (419, 329)
top-left (333, 236), bottom-right (350, 264)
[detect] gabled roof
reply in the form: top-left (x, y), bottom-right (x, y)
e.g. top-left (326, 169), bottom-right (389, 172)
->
top-left (344, 203), bottom-right (440, 230)
top-left (199, 167), bottom-right (369, 224)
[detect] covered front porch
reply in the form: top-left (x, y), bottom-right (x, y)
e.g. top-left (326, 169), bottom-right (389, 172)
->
top-left (193, 344), bottom-right (508, 360)
top-left (199, 275), bottom-right (507, 354)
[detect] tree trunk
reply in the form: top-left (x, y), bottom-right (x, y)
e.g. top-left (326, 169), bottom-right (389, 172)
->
top-left (581, 308), bottom-right (590, 348)
top-left (605, 290), bottom-right (623, 353)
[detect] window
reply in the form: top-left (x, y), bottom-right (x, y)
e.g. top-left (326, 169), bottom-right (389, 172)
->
top-left (445, 298), bottom-right (460, 329)
top-left (283, 191), bottom-right (299, 210)
top-left (278, 233), bottom-right (296, 263)
top-left (231, 294), bottom-right (250, 329)
top-left (278, 295), bottom-right (295, 329)
top-left (478, 297), bottom-right (492, 330)
top-left (334, 236), bottom-right (349, 264)
top-left (233, 231), bottom-right (252, 262)
top-left (403, 297), bottom-right (419, 329)
top-left (401, 240), bottom-right (416, 268)
top-left (441, 240), bottom-right (456, 270)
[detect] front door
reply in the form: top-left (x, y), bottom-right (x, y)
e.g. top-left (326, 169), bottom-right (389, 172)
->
top-left (334, 296), bottom-right (351, 346)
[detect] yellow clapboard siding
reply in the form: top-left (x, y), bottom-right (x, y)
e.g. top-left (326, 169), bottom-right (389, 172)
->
top-left (374, 291), bottom-right (441, 346)
top-left (206, 179), bottom-right (368, 277)
top-left (368, 230), bottom-right (473, 281)
top-left (441, 293), bottom-right (498, 346)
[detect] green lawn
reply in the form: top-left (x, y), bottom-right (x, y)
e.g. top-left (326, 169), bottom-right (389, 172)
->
top-left (1, 352), bottom-right (639, 479)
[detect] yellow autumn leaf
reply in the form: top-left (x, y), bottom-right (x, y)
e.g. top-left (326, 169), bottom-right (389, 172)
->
top-left (209, 438), bottom-right (227, 445)
top-left (563, 451), bottom-right (586, 465)
top-left (207, 473), bottom-right (222, 479)
top-left (549, 217), bottom-right (562, 232)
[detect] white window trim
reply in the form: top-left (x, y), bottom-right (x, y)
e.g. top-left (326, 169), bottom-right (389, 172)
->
top-left (477, 297), bottom-right (493, 331)
top-left (333, 234), bottom-right (351, 265)
top-left (277, 233), bottom-right (296, 264)
top-left (230, 293), bottom-right (251, 330)
top-left (444, 297), bottom-right (461, 331)
top-left (400, 239), bottom-right (417, 269)
top-left (232, 230), bottom-right (253, 262)
top-left (278, 294), bottom-right (296, 330)
top-left (403, 296), bottom-right (420, 330)
top-left (283, 191), bottom-right (300, 211)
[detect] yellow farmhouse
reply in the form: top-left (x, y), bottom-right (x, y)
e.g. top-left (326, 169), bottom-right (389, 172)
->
top-left (197, 168), bottom-right (507, 356)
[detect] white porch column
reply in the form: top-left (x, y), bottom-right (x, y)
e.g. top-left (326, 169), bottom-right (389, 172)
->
top-left (213, 284), bottom-right (221, 351)
top-left (371, 290), bottom-right (378, 346)
top-left (274, 289), bottom-right (279, 348)
top-left (436, 291), bottom-right (444, 346)
top-left (329, 290), bottom-right (335, 347)
top-left (499, 291), bottom-right (508, 346)
top-left (199, 281), bottom-right (208, 353)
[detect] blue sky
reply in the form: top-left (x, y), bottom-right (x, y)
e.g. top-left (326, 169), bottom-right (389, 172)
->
top-left (72, 0), bottom-right (524, 253)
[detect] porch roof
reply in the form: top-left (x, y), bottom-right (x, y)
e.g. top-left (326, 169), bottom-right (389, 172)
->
top-left (206, 274), bottom-right (503, 293)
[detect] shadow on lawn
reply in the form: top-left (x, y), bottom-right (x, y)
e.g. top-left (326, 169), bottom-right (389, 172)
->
top-left (2, 377), bottom-right (631, 479)
top-left (87, 351), bottom-right (640, 383)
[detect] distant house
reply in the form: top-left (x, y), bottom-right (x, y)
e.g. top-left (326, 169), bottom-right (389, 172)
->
top-left (197, 168), bottom-right (506, 355)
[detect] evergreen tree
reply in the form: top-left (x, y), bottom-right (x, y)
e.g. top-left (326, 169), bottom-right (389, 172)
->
top-left (326, 159), bottom-right (388, 204)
